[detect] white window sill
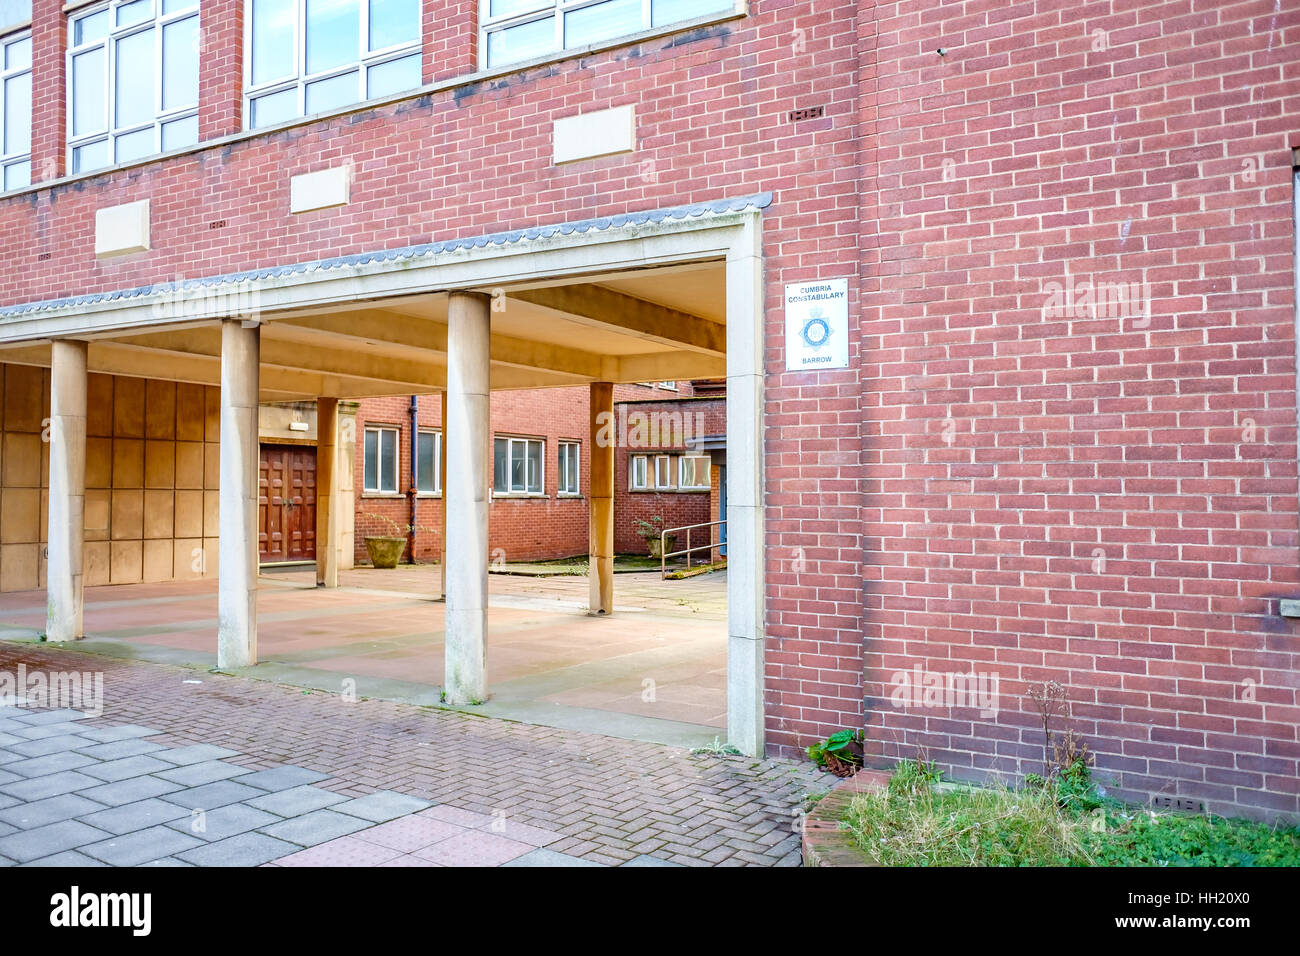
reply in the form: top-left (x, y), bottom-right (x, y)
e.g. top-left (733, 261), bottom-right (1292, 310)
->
top-left (361, 492), bottom-right (403, 499)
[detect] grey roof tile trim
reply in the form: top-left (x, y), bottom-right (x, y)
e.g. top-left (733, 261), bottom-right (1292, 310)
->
top-left (0, 193), bottom-right (773, 320)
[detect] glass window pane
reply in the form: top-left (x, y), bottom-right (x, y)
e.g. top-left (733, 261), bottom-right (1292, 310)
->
top-left (565, 0), bottom-right (642, 49)
top-left (486, 16), bottom-right (554, 67)
top-left (250, 87), bottom-right (297, 128)
top-left (74, 10), bottom-right (110, 46)
top-left (364, 430), bottom-right (379, 490)
top-left (115, 126), bottom-right (154, 163)
top-left (3, 159), bottom-right (30, 190)
top-left (510, 441), bottom-right (525, 492)
top-left (5, 37), bottom-right (31, 71)
top-left (368, 0), bottom-right (418, 52)
top-left (72, 138), bottom-right (109, 173)
top-left (251, 0), bottom-right (295, 86)
top-left (161, 114), bottom-right (197, 150)
top-left (493, 437), bottom-right (507, 493)
top-left (652, 0), bottom-right (732, 29)
top-left (305, 0), bottom-right (360, 75)
top-left (161, 0), bottom-right (198, 13)
top-left (416, 433), bottom-right (434, 492)
top-left (380, 428), bottom-right (396, 492)
top-left (116, 0), bottom-right (153, 28)
top-left (72, 47), bottom-right (106, 136)
top-left (114, 27), bottom-right (155, 129)
top-left (366, 52), bottom-right (419, 99)
top-left (161, 15), bottom-right (198, 111)
top-left (305, 69), bottom-right (359, 114)
top-left (3, 71), bottom-right (30, 156)
top-left (526, 440), bottom-right (542, 493)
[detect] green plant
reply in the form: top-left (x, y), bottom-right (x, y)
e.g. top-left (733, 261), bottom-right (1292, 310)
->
top-left (806, 729), bottom-right (864, 776)
top-left (361, 512), bottom-right (438, 538)
top-left (690, 736), bottom-right (742, 756)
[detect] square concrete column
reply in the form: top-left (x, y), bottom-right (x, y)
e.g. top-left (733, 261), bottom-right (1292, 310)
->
top-left (316, 397), bottom-right (339, 588)
top-left (588, 382), bottom-right (615, 616)
top-left (218, 319), bottom-right (260, 669)
top-left (443, 292), bottom-right (491, 704)
top-left (726, 220), bottom-right (766, 757)
top-left (46, 340), bottom-right (88, 643)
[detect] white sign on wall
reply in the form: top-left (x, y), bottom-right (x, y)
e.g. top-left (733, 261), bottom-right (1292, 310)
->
top-left (785, 278), bottom-right (849, 372)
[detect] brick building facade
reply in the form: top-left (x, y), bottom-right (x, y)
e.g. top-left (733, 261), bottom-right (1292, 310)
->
top-left (0, 0), bottom-right (1296, 816)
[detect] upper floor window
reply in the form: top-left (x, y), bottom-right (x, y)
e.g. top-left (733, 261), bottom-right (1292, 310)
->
top-left (481, 0), bottom-right (736, 69)
top-left (1, 29), bottom-right (31, 190)
top-left (0, 1), bottom-right (32, 33)
top-left (67, 0), bottom-right (200, 174)
top-left (246, 0), bottom-right (422, 130)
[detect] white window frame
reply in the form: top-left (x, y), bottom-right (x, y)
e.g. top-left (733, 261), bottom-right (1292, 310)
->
top-left (415, 428), bottom-right (441, 495)
top-left (630, 453), bottom-right (648, 491)
top-left (678, 455), bottom-right (710, 491)
top-left (493, 435), bottom-right (545, 496)
top-left (557, 440), bottom-right (580, 496)
top-left (657, 380), bottom-right (678, 391)
top-left (0, 28), bottom-right (31, 191)
top-left (363, 425), bottom-right (400, 494)
top-left (653, 453), bottom-right (674, 490)
top-left (243, 0), bottom-right (422, 130)
top-left (66, 0), bottom-right (200, 174)
top-left (478, 0), bottom-right (741, 70)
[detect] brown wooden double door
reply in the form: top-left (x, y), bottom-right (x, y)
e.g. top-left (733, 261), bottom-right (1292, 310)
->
top-left (259, 444), bottom-right (317, 563)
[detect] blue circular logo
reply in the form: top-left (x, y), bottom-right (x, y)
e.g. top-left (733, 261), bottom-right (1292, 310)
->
top-left (801, 314), bottom-right (832, 349)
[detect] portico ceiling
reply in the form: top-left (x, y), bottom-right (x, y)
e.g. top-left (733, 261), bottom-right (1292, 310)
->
top-left (0, 265), bottom-right (728, 401)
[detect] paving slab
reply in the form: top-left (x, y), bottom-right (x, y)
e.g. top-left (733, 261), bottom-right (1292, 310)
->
top-left (350, 815), bottom-right (464, 852)
top-left (73, 725), bottom-right (163, 743)
top-left (80, 754), bottom-right (175, 783)
top-left (0, 793), bottom-right (106, 829)
top-left (20, 850), bottom-right (108, 867)
top-left (79, 775), bottom-right (183, 807)
top-left (274, 835), bottom-right (404, 867)
top-left (163, 780), bottom-right (264, 811)
top-left (4, 751), bottom-right (98, 777)
top-left (258, 809), bottom-right (370, 847)
top-left (6, 710), bottom-right (93, 726)
top-left (73, 739), bottom-right (167, 761)
top-left (166, 803), bottom-right (280, 842)
top-left (6, 734), bottom-right (96, 757)
top-left (0, 820), bottom-right (110, 863)
top-left (236, 765), bottom-right (328, 792)
top-left (157, 760), bottom-right (253, 787)
top-left (332, 790), bottom-right (431, 823)
top-left (76, 798), bottom-right (193, 835)
top-left (622, 854), bottom-right (685, 867)
top-left (411, 829), bottom-right (533, 867)
top-left (0, 770), bottom-right (103, 802)
top-left (246, 785), bottom-right (347, 816)
top-left (81, 825), bottom-right (206, 866)
top-left (177, 832), bottom-right (299, 867)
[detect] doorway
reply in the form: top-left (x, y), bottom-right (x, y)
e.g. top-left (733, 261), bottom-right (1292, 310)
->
top-left (259, 444), bottom-right (317, 563)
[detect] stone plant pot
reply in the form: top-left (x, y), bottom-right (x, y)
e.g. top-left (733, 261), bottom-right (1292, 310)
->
top-left (364, 536), bottom-right (407, 569)
top-left (646, 534), bottom-right (677, 559)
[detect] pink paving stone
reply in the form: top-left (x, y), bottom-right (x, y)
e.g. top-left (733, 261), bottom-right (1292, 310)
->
top-left (418, 805), bottom-right (496, 829)
top-left (274, 836), bottom-right (405, 867)
top-left (410, 829), bottom-right (533, 867)
top-left (351, 815), bottom-right (467, 852)
top-left (378, 855), bottom-right (444, 867)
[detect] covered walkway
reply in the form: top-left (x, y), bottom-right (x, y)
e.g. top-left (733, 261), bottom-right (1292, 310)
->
top-left (0, 568), bottom-right (727, 748)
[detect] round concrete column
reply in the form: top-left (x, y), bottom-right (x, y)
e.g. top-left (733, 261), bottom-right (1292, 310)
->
top-left (316, 397), bottom-right (339, 588)
top-left (217, 319), bottom-right (260, 669)
top-left (46, 340), bottom-right (88, 643)
top-left (443, 292), bottom-right (491, 704)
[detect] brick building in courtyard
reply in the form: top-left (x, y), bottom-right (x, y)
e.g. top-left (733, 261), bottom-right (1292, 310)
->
top-left (0, 0), bottom-right (1296, 818)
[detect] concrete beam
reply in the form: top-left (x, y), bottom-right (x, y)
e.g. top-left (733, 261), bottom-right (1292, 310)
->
top-left (509, 285), bottom-right (726, 357)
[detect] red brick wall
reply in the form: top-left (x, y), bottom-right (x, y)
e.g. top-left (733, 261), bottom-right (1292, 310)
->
top-left (28, 0), bottom-right (64, 183)
top-left (199, 0), bottom-right (243, 142)
top-left (857, 1), bottom-right (1300, 817)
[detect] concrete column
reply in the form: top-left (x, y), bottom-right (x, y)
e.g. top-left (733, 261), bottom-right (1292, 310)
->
top-left (438, 389), bottom-right (448, 601)
top-left (46, 340), bottom-right (88, 643)
top-left (217, 319), bottom-right (260, 669)
top-left (588, 382), bottom-right (614, 616)
top-left (316, 397), bottom-right (339, 588)
top-left (725, 220), bottom-right (766, 757)
top-left (443, 292), bottom-right (491, 704)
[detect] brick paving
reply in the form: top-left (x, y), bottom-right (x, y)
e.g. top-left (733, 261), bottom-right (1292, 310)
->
top-left (0, 643), bottom-right (831, 866)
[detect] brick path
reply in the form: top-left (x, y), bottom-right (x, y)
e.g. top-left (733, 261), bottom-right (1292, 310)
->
top-left (0, 643), bottom-right (830, 866)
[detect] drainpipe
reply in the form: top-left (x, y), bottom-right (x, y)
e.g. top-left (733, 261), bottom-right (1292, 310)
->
top-left (409, 394), bottom-right (419, 564)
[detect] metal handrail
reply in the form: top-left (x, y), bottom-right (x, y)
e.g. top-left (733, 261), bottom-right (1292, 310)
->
top-left (660, 519), bottom-right (727, 579)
